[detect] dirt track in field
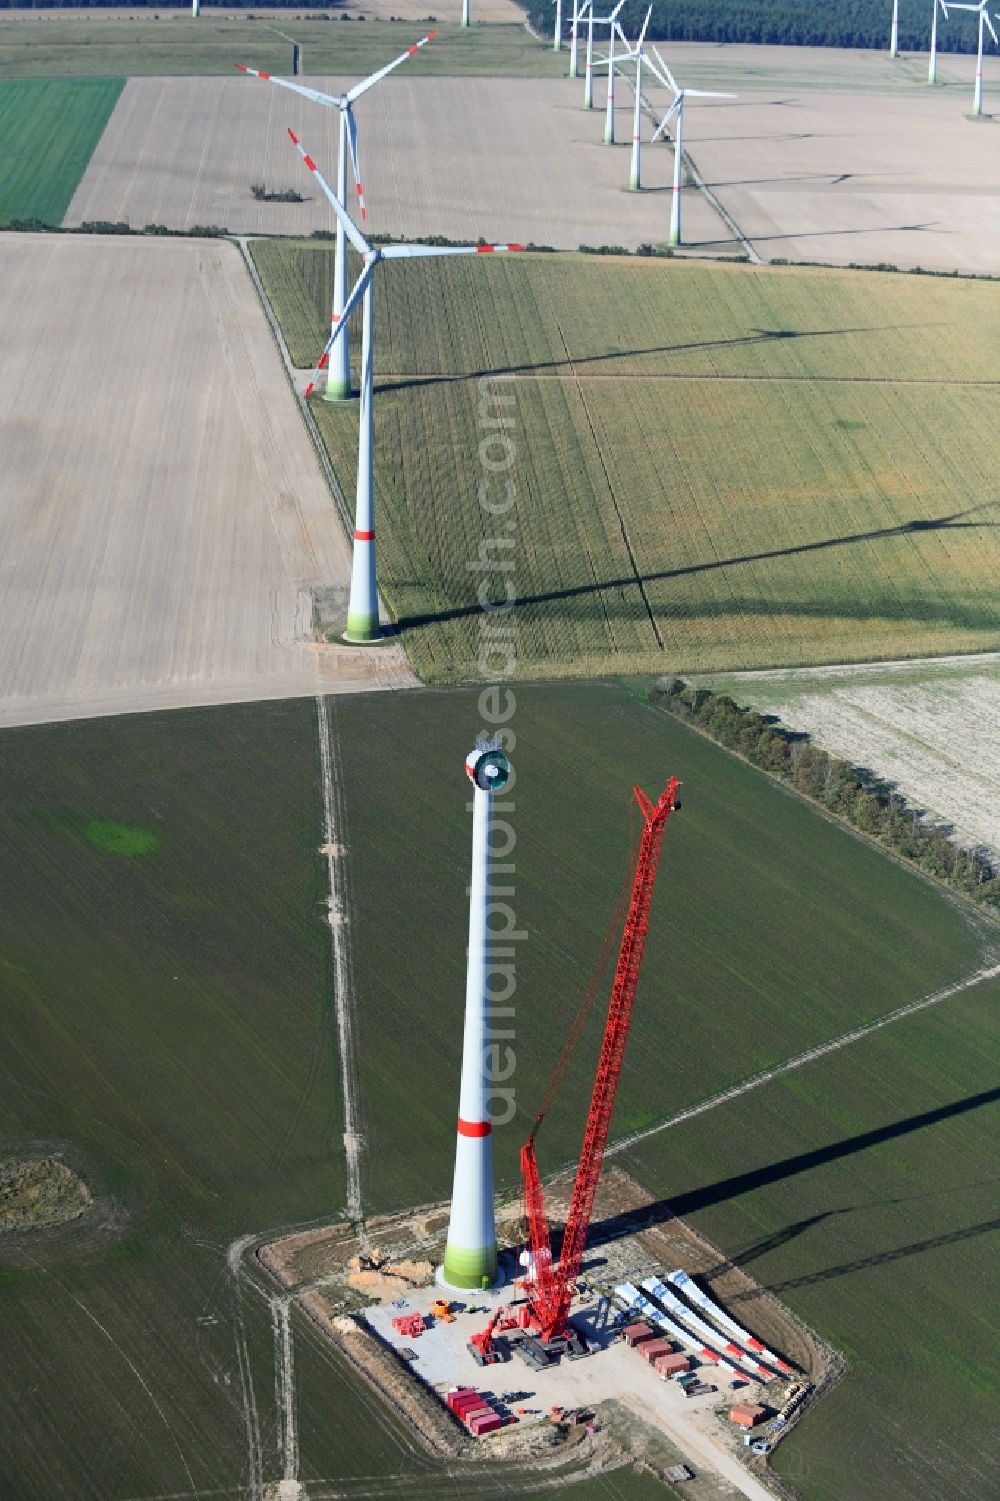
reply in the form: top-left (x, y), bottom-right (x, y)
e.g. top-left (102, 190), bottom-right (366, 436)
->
top-left (0, 233), bottom-right (414, 728)
top-left (63, 73), bottom-right (728, 251)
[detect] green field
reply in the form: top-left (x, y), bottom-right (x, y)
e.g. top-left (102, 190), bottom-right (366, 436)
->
top-left (251, 244), bottom-right (1000, 684)
top-left (0, 18), bottom-right (563, 80)
top-left (0, 77), bottom-right (123, 224)
top-left (331, 680), bottom-right (999, 1501)
top-left (0, 686), bottom-right (996, 1496)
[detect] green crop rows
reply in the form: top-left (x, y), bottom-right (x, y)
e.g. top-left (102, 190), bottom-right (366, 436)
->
top-left (0, 20), bottom-right (563, 81)
top-left (0, 78), bottom-right (123, 225)
top-left (251, 243), bottom-right (1000, 684)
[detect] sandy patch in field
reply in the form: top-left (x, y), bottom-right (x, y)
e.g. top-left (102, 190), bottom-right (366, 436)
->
top-left (63, 73), bottom-right (728, 250)
top-left (0, 233), bottom-right (414, 729)
top-left (702, 656), bottom-right (1000, 859)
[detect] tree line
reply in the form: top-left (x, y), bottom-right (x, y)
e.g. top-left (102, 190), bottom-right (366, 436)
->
top-left (648, 677), bottom-right (1000, 913)
top-left (520, 0), bottom-right (982, 55)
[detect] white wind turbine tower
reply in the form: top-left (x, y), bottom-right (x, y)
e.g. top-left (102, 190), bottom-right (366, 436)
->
top-left (462, 0), bottom-right (471, 27)
top-left (237, 30), bottom-right (436, 401)
top-left (948, 0), bottom-right (998, 112)
top-left (553, 0), bottom-right (564, 51)
top-left (583, 0), bottom-right (624, 110)
top-left (890, 0), bottom-right (900, 56)
top-left (650, 47), bottom-right (736, 247)
top-left (288, 129), bottom-right (524, 644)
top-left (929, 0), bottom-right (951, 81)
top-left (569, 0), bottom-right (591, 78)
top-left (621, 7), bottom-right (653, 189)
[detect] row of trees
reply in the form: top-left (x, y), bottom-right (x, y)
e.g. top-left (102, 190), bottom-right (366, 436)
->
top-left (520, 0), bottom-right (982, 55)
top-left (649, 677), bottom-right (1000, 912)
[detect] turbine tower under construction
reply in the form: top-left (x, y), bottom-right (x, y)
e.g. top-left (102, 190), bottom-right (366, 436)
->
top-left (441, 738), bottom-right (510, 1290)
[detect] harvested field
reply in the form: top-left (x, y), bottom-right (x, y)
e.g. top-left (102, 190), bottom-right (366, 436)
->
top-left (0, 17), bottom-right (562, 81)
top-left (0, 79), bottom-right (123, 227)
top-left (696, 653), bottom-right (1000, 860)
top-left (0, 233), bottom-right (413, 729)
top-left (63, 74), bottom-right (726, 248)
top-left (253, 244), bottom-right (1000, 682)
top-left (685, 86), bottom-right (1000, 275)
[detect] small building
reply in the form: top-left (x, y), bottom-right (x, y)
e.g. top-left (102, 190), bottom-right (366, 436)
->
top-left (729, 1403), bottom-right (767, 1429)
top-left (664, 1464), bottom-right (694, 1483)
top-left (622, 1321), bottom-right (656, 1347)
top-left (655, 1352), bottom-right (692, 1377)
top-left (640, 1338), bottom-right (674, 1363)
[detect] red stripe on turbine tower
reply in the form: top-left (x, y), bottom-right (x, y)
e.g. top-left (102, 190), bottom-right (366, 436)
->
top-left (457, 1118), bottom-right (491, 1137)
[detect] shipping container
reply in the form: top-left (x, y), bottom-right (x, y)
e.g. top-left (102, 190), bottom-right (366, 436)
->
top-left (622, 1322), bottom-right (656, 1347)
top-left (640, 1339), bottom-right (673, 1362)
top-left (469, 1411), bottom-right (503, 1436)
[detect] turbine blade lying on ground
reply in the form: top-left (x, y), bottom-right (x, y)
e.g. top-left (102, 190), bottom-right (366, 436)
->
top-left (234, 63), bottom-right (343, 107)
top-left (304, 265), bottom-right (374, 396)
top-left (287, 128), bottom-right (370, 255)
top-left (381, 242), bottom-right (526, 260)
top-left (345, 30), bottom-right (437, 102)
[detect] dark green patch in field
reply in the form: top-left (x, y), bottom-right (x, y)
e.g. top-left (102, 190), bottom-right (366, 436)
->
top-left (0, 79), bottom-right (123, 225)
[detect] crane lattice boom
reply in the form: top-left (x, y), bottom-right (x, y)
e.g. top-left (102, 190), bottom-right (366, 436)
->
top-left (520, 776), bottom-right (680, 1342)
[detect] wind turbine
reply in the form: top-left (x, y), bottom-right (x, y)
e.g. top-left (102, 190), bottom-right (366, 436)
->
top-left (569, 0), bottom-right (590, 79)
top-left (890, 0), bottom-right (900, 56)
top-left (948, 0), bottom-right (998, 112)
top-left (236, 30), bottom-right (436, 402)
top-left (929, 0), bottom-right (951, 81)
top-left (651, 48), bottom-right (736, 247)
top-left (462, 0), bottom-right (471, 27)
top-left (583, 0), bottom-right (624, 110)
top-left (621, 7), bottom-right (653, 188)
top-left (288, 129), bottom-right (524, 644)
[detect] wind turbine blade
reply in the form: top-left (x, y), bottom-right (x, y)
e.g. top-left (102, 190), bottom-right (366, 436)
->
top-left (609, 0), bottom-right (625, 18)
top-left (344, 107), bottom-right (366, 223)
top-left (234, 64), bottom-right (342, 107)
top-left (381, 241), bottom-right (527, 259)
top-left (651, 98), bottom-right (680, 142)
top-left (304, 264), bottom-right (374, 397)
top-left (287, 128), bottom-right (370, 255)
top-left (345, 29), bottom-right (438, 101)
top-left (985, 9), bottom-right (998, 44)
top-left (651, 44), bottom-right (680, 95)
top-left (684, 88), bottom-right (738, 98)
top-left (638, 4), bottom-right (652, 46)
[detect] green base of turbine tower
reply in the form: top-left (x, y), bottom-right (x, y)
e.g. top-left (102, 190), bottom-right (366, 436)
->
top-left (323, 377), bottom-right (352, 402)
top-left (629, 172), bottom-right (640, 191)
top-left (442, 1241), bottom-right (498, 1289)
top-left (345, 612), bottom-right (382, 644)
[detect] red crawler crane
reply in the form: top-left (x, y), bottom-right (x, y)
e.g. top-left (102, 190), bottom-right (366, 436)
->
top-left (472, 776), bottom-right (680, 1362)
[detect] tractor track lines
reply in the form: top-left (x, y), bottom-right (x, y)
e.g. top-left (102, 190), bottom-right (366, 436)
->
top-left (606, 959), bottom-right (1000, 1161)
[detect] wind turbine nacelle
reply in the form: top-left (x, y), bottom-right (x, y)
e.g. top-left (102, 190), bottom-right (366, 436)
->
top-left (465, 742), bottom-right (511, 792)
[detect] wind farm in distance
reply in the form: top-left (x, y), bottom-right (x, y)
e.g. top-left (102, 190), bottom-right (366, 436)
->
top-left (0, 5), bottom-right (999, 1501)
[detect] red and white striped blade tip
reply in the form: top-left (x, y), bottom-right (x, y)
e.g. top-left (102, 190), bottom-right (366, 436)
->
top-left (304, 382), bottom-right (315, 397)
top-left (287, 128), bottom-right (299, 145)
top-left (476, 243), bottom-right (527, 252)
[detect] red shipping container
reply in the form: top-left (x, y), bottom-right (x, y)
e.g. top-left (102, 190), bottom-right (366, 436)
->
top-left (655, 1353), bottom-right (691, 1377)
top-left (461, 1403), bottom-right (492, 1422)
top-left (640, 1339), bottom-right (673, 1362)
top-left (622, 1322), bottom-right (655, 1347)
top-left (469, 1412), bottom-right (503, 1436)
top-left (447, 1388), bottom-right (477, 1412)
top-left (452, 1391), bottom-right (483, 1410)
